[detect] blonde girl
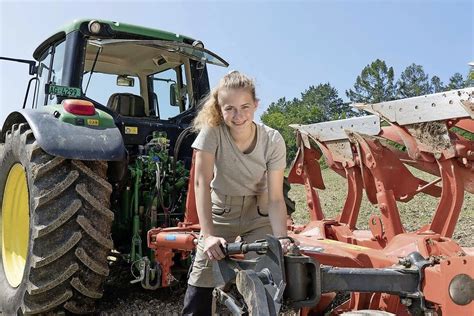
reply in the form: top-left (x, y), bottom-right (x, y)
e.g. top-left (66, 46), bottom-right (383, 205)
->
top-left (182, 71), bottom-right (288, 315)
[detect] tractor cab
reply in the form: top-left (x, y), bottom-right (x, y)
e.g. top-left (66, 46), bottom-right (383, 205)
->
top-left (32, 20), bottom-right (228, 110)
top-left (30, 20), bottom-right (227, 151)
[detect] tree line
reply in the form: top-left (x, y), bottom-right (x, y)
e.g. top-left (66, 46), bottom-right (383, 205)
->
top-left (261, 59), bottom-right (471, 163)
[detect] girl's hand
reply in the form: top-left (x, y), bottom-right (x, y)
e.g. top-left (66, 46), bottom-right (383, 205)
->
top-left (203, 236), bottom-right (227, 260)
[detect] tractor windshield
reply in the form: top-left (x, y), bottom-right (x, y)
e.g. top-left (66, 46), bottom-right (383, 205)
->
top-left (81, 39), bottom-right (227, 120)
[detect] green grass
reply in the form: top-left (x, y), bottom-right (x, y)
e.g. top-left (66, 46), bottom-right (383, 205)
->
top-left (288, 166), bottom-right (474, 247)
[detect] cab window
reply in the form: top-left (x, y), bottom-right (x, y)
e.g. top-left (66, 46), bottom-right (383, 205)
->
top-left (148, 66), bottom-right (188, 120)
top-left (82, 72), bottom-right (140, 106)
top-left (36, 40), bottom-right (66, 107)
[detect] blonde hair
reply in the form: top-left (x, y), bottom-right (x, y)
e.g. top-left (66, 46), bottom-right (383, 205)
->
top-left (192, 71), bottom-right (257, 131)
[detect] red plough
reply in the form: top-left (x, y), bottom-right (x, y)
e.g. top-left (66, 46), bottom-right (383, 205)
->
top-left (148, 88), bottom-right (474, 315)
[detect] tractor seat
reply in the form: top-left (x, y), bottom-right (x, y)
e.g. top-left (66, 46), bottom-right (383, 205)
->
top-left (107, 93), bottom-right (146, 117)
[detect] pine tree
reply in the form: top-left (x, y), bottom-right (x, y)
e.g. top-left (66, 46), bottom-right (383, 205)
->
top-left (346, 59), bottom-right (396, 104)
top-left (446, 73), bottom-right (465, 90)
top-left (430, 76), bottom-right (445, 93)
top-left (397, 63), bottom-right (431, 98)
top-left (301, 83), bottom-right (355, 121)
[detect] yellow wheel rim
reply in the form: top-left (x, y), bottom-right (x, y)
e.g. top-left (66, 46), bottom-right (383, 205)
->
top-left (2, 163), bottom-right (30, 288)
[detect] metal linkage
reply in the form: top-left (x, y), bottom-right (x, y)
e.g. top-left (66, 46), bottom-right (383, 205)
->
top-left (214, 237), bottom-right (441, 316)
top-left (321, 266), bottom-right (418, 295)
top-left (320, 252), bottom-right (433, 316)
top-left (213, 235), bottom-right (287, 315)
top-left (147, 227), bottom-right (198, 287)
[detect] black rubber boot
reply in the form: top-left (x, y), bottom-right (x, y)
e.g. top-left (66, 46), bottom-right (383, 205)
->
top-left (182, 285), bottom-right (214, 316)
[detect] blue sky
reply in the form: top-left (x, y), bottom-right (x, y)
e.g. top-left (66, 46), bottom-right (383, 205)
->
top-left (1, 0), bottom-right (473, 125)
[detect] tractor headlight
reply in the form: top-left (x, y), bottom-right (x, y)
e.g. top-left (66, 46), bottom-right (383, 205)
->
top-left (88, 20), bottom-right (101, 34)
top-left (192, 40), bottom-right (204, 49)
top-left (449, 274), bottom-right (473, 306)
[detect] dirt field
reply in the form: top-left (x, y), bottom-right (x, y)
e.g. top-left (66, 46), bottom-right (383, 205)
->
top-left (97, 166), bottom-right (473, 314)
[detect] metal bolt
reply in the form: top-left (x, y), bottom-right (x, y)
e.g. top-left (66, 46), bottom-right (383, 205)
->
top-left (296, 164), bottom-right (303, 176)
top-left (399, 258), bottom-right (411, 267)
top-left (400, 298), bottom-right (412, 306)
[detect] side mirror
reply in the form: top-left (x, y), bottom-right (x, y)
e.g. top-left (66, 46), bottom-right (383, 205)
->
top-left (117, 75), bottom-right (135, 87)
top-left (0, 56), bottom-right (37, 75)
top-left (170, 84), bottom-right (187, 107)
top-left (170, 83), bottom-right (179, 107)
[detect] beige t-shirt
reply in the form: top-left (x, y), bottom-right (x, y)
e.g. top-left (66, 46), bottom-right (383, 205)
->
top-left (192, 123), bottom-right (286, 196)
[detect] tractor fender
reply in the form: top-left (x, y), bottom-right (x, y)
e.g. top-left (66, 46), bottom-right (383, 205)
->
top-left (1, 109), bottom-right (126, 161)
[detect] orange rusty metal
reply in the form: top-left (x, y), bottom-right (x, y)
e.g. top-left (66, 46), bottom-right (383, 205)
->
top-left (289, 231), bottom-right (398, 268)
top-left (147, 227), bottom-right (198, 287)
top-left (455, 117), bottom-right (474, 134)
top-left (422, 256), bottom-right (474, 315)
top-left (288, 145), bottom-right (325, 221)
top-left (289, 126), bottom-right (448, 247)
top-left (428, 159), bottom-right (466, 237)
top-left (149, 230), bottom-right (197, 251)
top-left (382, 232), bottom-right (465, 258)
top-left (336, 167), bottom-right (363, 229)
top-left (377, 119), bottom-right (473, 238)
top-left (291, 228), bottom-right (473, 315)
top-left (184, 150), bottom-right (199, 224)
top-left (155, 248), bottom-right (174, 287)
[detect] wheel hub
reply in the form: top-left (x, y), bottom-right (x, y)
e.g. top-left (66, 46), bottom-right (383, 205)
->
top-left (2, 163), bottom-right (30, 288)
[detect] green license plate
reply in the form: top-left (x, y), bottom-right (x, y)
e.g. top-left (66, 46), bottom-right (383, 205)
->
top-left (46, 84), bottom-right (82, 98)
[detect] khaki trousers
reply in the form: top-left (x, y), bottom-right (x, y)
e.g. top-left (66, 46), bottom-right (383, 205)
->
top-left (187, 189), bottom-right (272, 288)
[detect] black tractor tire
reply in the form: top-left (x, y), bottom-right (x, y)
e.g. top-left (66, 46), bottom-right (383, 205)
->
top-left (0, 123), bottom-right (114, 314)
top-left (283, 176), bottom-right (295, 216)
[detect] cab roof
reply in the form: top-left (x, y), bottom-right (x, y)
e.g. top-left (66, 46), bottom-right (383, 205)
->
top-left (33, 19), bottom-right (196, 60)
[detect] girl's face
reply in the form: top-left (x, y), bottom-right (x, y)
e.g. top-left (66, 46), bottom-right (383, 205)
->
top-left (218, 88), bottom-right (257, 132)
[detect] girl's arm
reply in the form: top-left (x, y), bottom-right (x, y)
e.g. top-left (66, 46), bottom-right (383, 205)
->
top-left (194, 149), bottom-right (226, 259)
top-left (267, 169), bottom-right (288, 238)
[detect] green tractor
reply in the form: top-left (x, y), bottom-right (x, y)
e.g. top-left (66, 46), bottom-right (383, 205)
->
top-left (0, 19), bottom-right (231, 314)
